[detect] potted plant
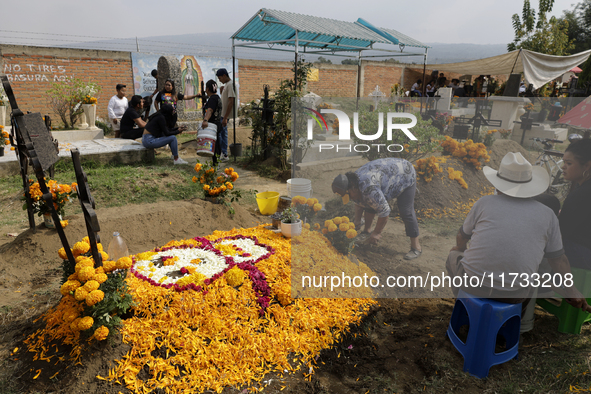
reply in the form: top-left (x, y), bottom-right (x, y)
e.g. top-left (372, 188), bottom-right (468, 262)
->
top-left (192, 161), bottom-right (242, 214)
top-left (280, 207), bottom-right (301, 238)
top-left (22, 178), bottom-right (77, 228)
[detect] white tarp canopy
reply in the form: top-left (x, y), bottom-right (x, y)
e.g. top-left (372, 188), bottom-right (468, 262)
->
top-left (426, 49), bottom-right (591, 90)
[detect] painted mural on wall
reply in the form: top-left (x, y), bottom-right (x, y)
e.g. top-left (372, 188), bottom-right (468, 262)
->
top-left (131, 53), bottom-right (237, 112)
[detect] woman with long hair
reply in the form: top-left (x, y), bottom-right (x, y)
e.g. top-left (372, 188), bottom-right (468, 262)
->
top-left (559, 138), bottom-right (591, 268)
top-left (142, 103), bottom-right (188, 165)
top-left (201, 79), bottom-right (222, 166)
top-left (154, 79), bottom-right (199, 127)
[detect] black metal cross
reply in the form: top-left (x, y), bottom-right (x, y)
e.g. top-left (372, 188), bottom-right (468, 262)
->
top-left (454, 101), bottom-right (502, 141)
top-left (513, 110), bottom-right (540, 146)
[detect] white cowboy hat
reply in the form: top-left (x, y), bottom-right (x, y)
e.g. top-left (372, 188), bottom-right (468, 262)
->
top-left (483, 152), bottom-right (549, 198)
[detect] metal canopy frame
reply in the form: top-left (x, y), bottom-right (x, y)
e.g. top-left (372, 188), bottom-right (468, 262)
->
top-left (228, 9), bottom-right (430, 151)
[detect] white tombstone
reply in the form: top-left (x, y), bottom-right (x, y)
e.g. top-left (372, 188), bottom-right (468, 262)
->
top-left (435, 88), bottom-right (452, 111)
top-left (302, 92), bottom-right (322, 108)
top-left (488, 96), bottom-right (531, 131)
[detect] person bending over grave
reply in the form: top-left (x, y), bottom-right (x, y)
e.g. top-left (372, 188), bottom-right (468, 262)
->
top-left (446, 152), bottom-right (587, 312)
top-left (331, 158), bottom-right (422, 260)
top-left (154, 79), bottom-right (200, 128)
top-left (410, 79), bottom-right (422, 97)
top-left (143, 103), bottom-right (188, 165)
top-left (107, 84), bottom-right (128, 138)
top-left (559, 138), bottom-right (591, 269)
top-left (119, 95), bottom-right (146, 140)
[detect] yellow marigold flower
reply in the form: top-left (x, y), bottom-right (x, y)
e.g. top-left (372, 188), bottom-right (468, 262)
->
top-left (86, 290), bottom-right (104, 306)
top-left (328, 224), bottom-right (337, 232)
top-left (116, 256), bottom-right (133, 270)
top-left (92, 273), bottom-right (108, 284)
top-left (59, 220), bottom-right (68, 228)
top-left (78, 316), bottom-right (94, 330)
top-left (220, 185), bottom-right (227, 192)
top-left (321, 228), bottom-right (328, 235)
top-left (70, 317), bottom-right (82, 331)
top-left (333, 217), bottom-right (342, 225)
top-left (324, 220), bottom-right (334, 228)
top-left (94, 266), bottom-right (105, 275)
top-left (97, 243), bottom-right (103, 252)
top-left (67, 273), bottom-right (78, 281)
top-left (58, 247), bottom-right (69, 260)
top-left (346, 229), bottom-right (358, 239)
top-left (194, 163), bottom-right (202, 172)
top-left (224, 167), bottom-right (234, 175)
top-left (60, 280), bottom-right (81, 296)
top-left (217, 176), bottom-right (225, 184)
top-left (78, 266), bottom-right (95, 282)
top-left (231, 172), bottom-right (239, 181)
top-left (176, 272), bottom-right (206, 287)
top-left (192, 176), bottom-right (198, 183)
top-left (94, 326), bottom-right (109, 341)
top-left (313, 223), bottom-right (321, 230)
top-left (225, 182), bottom-right (233, 190)
top-left (304, 223), bottom-right (311, 230)
top-left (136, 252), bottom-right (156, 261)
top-left (225, 266), bottom-right (246, 287)
top-left (75, 258), bottom-right (94, 273)
top-left (75, 255), bottom-right (88, 264)
top-left (74, 287), bottom-right (89, 301)
top-left (82, 236), bottom-right (90, 244)
top-left (313, 203), bottom-right (322, 212)
top-left (99, 251), bottom-right (109, 261)
top-left (341, 216), bottom-right (350, 224)
top-left (72, 241), bottom-right (90, 256)
top-left (306, 198), bottom-right (315, 207)
top-left (339, 223), bottom-right (349, 232)
top-left (83, 280), bottom-right (100, 292)
top-left (203, 185), bottom-right (210, 191)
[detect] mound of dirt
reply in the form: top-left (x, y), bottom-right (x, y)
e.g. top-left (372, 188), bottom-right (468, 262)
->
top-left (413, 139), bottom-right (536, 216)
top-left (0, 199), bottom-right (263, 309)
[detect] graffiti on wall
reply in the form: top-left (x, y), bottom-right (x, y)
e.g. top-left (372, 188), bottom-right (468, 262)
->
top-left (3, 63), bottom-right (70, 82)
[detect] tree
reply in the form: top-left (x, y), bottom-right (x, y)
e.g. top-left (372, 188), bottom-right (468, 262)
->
top-left (508, 0), bottom-right (574, 55)
top-left (341, 59), bottom-right (358, 65)
top-left (315, 56), bottom-right (332, 64)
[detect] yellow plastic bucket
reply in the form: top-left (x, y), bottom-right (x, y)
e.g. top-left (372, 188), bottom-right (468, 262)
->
top-left (256, 191), bottom-right (280, 215)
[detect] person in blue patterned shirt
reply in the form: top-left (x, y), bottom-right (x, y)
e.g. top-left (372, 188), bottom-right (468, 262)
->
top-left (332, 158), bottom-right (422, 260)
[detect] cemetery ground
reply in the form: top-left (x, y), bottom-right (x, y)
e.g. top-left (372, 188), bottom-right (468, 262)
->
top-left (0, 136), bottom-right (590, 393)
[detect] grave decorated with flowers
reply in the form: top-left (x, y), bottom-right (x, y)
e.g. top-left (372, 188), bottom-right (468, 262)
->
top-left (22, 223), bottom-right (377, 393)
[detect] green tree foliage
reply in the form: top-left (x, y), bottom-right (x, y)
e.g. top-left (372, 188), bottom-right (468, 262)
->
top-left (46, 78), bottom-right (101, 129)
top-left (315, 56), bottom-right (332, 64)
top-left (341, 59), bottom-right (359, 65)
top-left (508, 0), bottom-right (574, 55)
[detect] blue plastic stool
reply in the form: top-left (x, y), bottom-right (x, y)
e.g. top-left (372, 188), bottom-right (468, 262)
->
top-left (446, 289), bottom-right (522, 378)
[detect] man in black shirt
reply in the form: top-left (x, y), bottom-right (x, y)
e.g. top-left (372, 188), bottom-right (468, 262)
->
top-left (119, 95), bottom-right (146, 140)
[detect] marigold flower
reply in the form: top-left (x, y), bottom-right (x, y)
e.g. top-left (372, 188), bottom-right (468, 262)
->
top-left (72, 241), bottom-right (90, 256)
top-left (194, 163), bottom-right (202, 172)
top-left (192, 176), bottom-right (198, 183)
top-left (203, 185), bottom-right (210, 191)
top-left (78, 316), bottom-right (94, 330)
top-left (74, 287), bottom-right (89, 301)
top-left (346, 229), bottom-right (358, 239)
top-left (63, 311), bottom-right (78, 323)
top-left (231, 172), bottom-right (239, 181)
top-left (217, 176), bottom-right (225, 184)
top-left (102, 260), bottom-right (117, 273)
top-left (92, 273), bottom-right (108, 284)
top-left (86, 289), bottom-right (104, 306)
top-left (328, 224), bottom-right (337, 232)
top-left (78, 266), bottom-right (95, 282)
top-left (67, 273), bottom-right (78, 281)
top-left (60, 280), bottom-right (81, 296)
top-left (225, 182), bottom-right (233, 190)
top-left (333, 217), bottom-right (342, 225)
top-left (341, 216), bottom-right (350, 224)
top-left (116, 256), bottom-right (133, 270)
top-left (339, 223), bottom-right (349, 232)
top-left (100, 251), bottom-right (109, 261)
top-left (313, 223), bottom-right (321, 230)
top-left (94, 325), bottom-right (109, 341)
top-left (58, 247), bottom-right (69, 260)
top-left (225, 266), bottom-right (246, 287)
top-left (304, 223), bottom-right (311, 230)
top-left (313, 203), bottom-right (322, 212)
top-left (324, 220), bottom-right (334, 228)
top-left (83, 280), bottom-right (100, 292)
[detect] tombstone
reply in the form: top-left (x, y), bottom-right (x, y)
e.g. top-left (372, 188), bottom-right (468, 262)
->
top-left (368, 85), bottom-right (386, 110)
top-left (503, 74), bottom-right (521, 97)
top-left (157, 56), bottom-right (200, 124)
top-left (436, 87), bottom-right (452, 111)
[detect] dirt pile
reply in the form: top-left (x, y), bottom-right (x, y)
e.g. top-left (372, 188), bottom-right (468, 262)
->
top-left (413, 139), bottom-right (535, 218)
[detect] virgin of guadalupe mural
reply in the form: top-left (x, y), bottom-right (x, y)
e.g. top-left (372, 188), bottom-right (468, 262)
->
top-left (181, 56), bottom-right (202, 111)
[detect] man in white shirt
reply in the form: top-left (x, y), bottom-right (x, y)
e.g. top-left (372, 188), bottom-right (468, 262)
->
top-left (107, 84), bottom-right (128, 138)
top-left (216, 68), bottom-right (235, 161)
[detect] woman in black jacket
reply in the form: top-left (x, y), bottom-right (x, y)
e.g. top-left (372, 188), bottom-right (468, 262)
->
top-left (142, 103), bottom-right (188, 165)
top-left (201, 80), bottom-right (222, 166)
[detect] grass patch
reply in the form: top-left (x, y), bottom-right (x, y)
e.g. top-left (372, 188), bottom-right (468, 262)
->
top-left (0, 157), bottom-right (260, 229)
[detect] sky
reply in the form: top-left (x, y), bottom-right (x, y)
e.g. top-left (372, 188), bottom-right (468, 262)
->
top-left (0, 0), bottom-right (580, 46)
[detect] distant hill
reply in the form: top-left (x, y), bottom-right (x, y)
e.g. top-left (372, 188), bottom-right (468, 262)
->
top-left (59, 32), bottom-right (509, 64)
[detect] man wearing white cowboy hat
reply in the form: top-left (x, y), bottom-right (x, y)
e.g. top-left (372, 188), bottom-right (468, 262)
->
top-left (447, 152), bottom-right (588, 310)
